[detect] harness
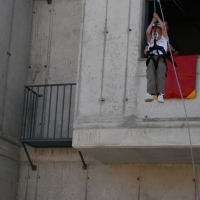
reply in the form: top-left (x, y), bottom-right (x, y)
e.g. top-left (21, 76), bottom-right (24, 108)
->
top-left (146, 37), bottom-right (177, 76)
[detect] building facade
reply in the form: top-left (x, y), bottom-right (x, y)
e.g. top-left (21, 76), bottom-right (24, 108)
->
top-left (1, 0), bottom-right (200, 199)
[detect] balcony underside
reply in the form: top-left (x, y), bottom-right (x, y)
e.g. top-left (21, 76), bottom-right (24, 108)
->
top-left (73, 127), bottom-right (200, 164)
top-left (73, 147), bottom-right (200, 164)
top-left (21, 139), bottom-right (72, 148)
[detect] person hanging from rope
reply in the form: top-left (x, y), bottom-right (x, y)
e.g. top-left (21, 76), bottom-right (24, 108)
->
top-left (144, 20), bottom-right (180, 56)
top-left (144, 13), bottom-right (167, 103)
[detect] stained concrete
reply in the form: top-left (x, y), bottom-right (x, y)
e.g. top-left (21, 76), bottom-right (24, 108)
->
top-left (75, 0), bottom-right (142, 119)
top-left (26, 0), bottom-right (82, 139)
top-left (28, 0), bottom-right (82, 85)
top-left (73, 0), bottom-right (200, 163)
top-left (1, 0), bottom-right (33, 140)
top-left (28, 0), bottom-right (51, 85)
top-left (18, 148), bottom-right (90, 200)
top-left (87, 164), bottom-right (140, 200)
top-left (0, 0), bottom-right (33, 200)
top-left (0, 0), bottom-right (197, 199)
top-left (17, 148), bottom-right (200, 200)
top-left (0, 156), bottom-right (19, 200)
top-left (0, 0), bottom-right (14, 128)
top-left (0, 138), bottom-right (20, 200)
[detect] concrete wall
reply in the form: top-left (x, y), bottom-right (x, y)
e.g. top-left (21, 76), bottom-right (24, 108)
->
top-left (15, 0), bottom-right (200, 200)
top-left (75, 0), bottom-right (141, 119)
top-left (73, 0), bottom-right (200, 163)
top-left (0, 0), bottom-right (33, 141)
top-left (1, 0), bottom-right (83, 197)
top-left (0, 138), bottom-right (20, 200)
top-left (0, 0), bottom-right (14, 130)
top-left (0, 0), bottom-right (33, 200)
top-left (26, 0), bottom-right (82, 139)
top-left (74, 0), bottom-right (200, 128)
top-left (18, 148), bottom-right (199, 200)
top-left (28, 0), bottom-right (82, 85)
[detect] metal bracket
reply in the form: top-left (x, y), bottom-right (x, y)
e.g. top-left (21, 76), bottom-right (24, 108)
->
top-left (22, 143), bottom-right (37, 171)
top-left (22, 143), bottom-right (86, 171)
top-left (78, 151), bottom-right (87, 170)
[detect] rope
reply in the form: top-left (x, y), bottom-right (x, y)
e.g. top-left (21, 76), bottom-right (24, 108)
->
top-left (157, 0), bottom-right (200, 199)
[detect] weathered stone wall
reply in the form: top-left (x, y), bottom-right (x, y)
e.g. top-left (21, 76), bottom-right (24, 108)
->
top-left (73, 0), bottom-right (200, 164)
top-left (28, 0), bottom-right (82, 85)
top-left (14, 0), bottom-right (200, 200)
top-left (0, 0), bottom-right (33, 141)
top-left (0, 0), bottom-right (33, 200)
top-left (0, 139), bottom-right (20, 200)
top-left (18, 148), bottom-right (198, 200)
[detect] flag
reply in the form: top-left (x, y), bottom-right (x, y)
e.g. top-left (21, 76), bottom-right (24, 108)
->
top-left (164, 55), bottom-right (198, 99)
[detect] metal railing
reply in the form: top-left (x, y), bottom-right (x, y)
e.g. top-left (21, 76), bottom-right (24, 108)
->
top-left (21, 83), bottom-right (76, 148)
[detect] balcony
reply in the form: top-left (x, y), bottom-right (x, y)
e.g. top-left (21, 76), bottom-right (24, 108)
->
top-left (20, 83), bottom-right (88, 170)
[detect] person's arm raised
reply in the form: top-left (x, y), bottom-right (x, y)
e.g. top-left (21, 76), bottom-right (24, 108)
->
top-left (146, 17), bottom-right (157, 42)
top-left (153, 13), bottom-right (167, 38)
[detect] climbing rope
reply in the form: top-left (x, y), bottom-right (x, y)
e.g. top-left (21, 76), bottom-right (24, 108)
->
top-left (156, 0), bottom-right (200, 198)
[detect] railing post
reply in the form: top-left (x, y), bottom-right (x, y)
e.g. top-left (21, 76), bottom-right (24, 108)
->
top-left (27, 88), bottom-right (33, 139)
top-left (54, 86), bottom-right (59, 138)
top-left (33, 87), bottom-right (40, 139)
top-left (67, 85), bottom-right (73, 138)
top-left (40, 86), bottom-right (46, 138)
top-left (21, 87), bottom-right (27, 139)
top-left (60, 85), bottom-right (66, 138)
top-left (47, 86), bottom-right (52, 139)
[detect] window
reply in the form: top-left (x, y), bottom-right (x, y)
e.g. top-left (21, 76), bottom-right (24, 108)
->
top-left (142, 0), bottom-right (200, 57)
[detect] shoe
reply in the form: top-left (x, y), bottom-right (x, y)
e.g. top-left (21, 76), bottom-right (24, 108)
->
top-left (158, 93), bottom-right (164, 103)
top-left (145, 93), bottom-right (154, 102)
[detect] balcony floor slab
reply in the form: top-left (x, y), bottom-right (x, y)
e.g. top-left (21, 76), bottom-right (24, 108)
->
top-left (73, 127), bottom-right (200, 164)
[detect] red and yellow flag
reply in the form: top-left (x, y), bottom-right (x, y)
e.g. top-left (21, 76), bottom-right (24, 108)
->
top-left (164, 55), bottom-right (198, 99)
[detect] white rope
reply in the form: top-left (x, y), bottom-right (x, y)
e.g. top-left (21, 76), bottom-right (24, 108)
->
top-left (157, 0), bottom-right (200, 198)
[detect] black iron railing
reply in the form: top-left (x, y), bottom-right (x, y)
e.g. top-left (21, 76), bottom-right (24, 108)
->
top-left (21, 83), bottom-right (87, 171)
top-left (21, 83), bottom-right (76, 148)
top-left (20, 83), bottom-right (87, 171)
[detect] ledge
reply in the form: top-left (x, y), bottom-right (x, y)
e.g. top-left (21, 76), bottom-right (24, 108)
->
top-left (72, 127), bottom-right (200, 164)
